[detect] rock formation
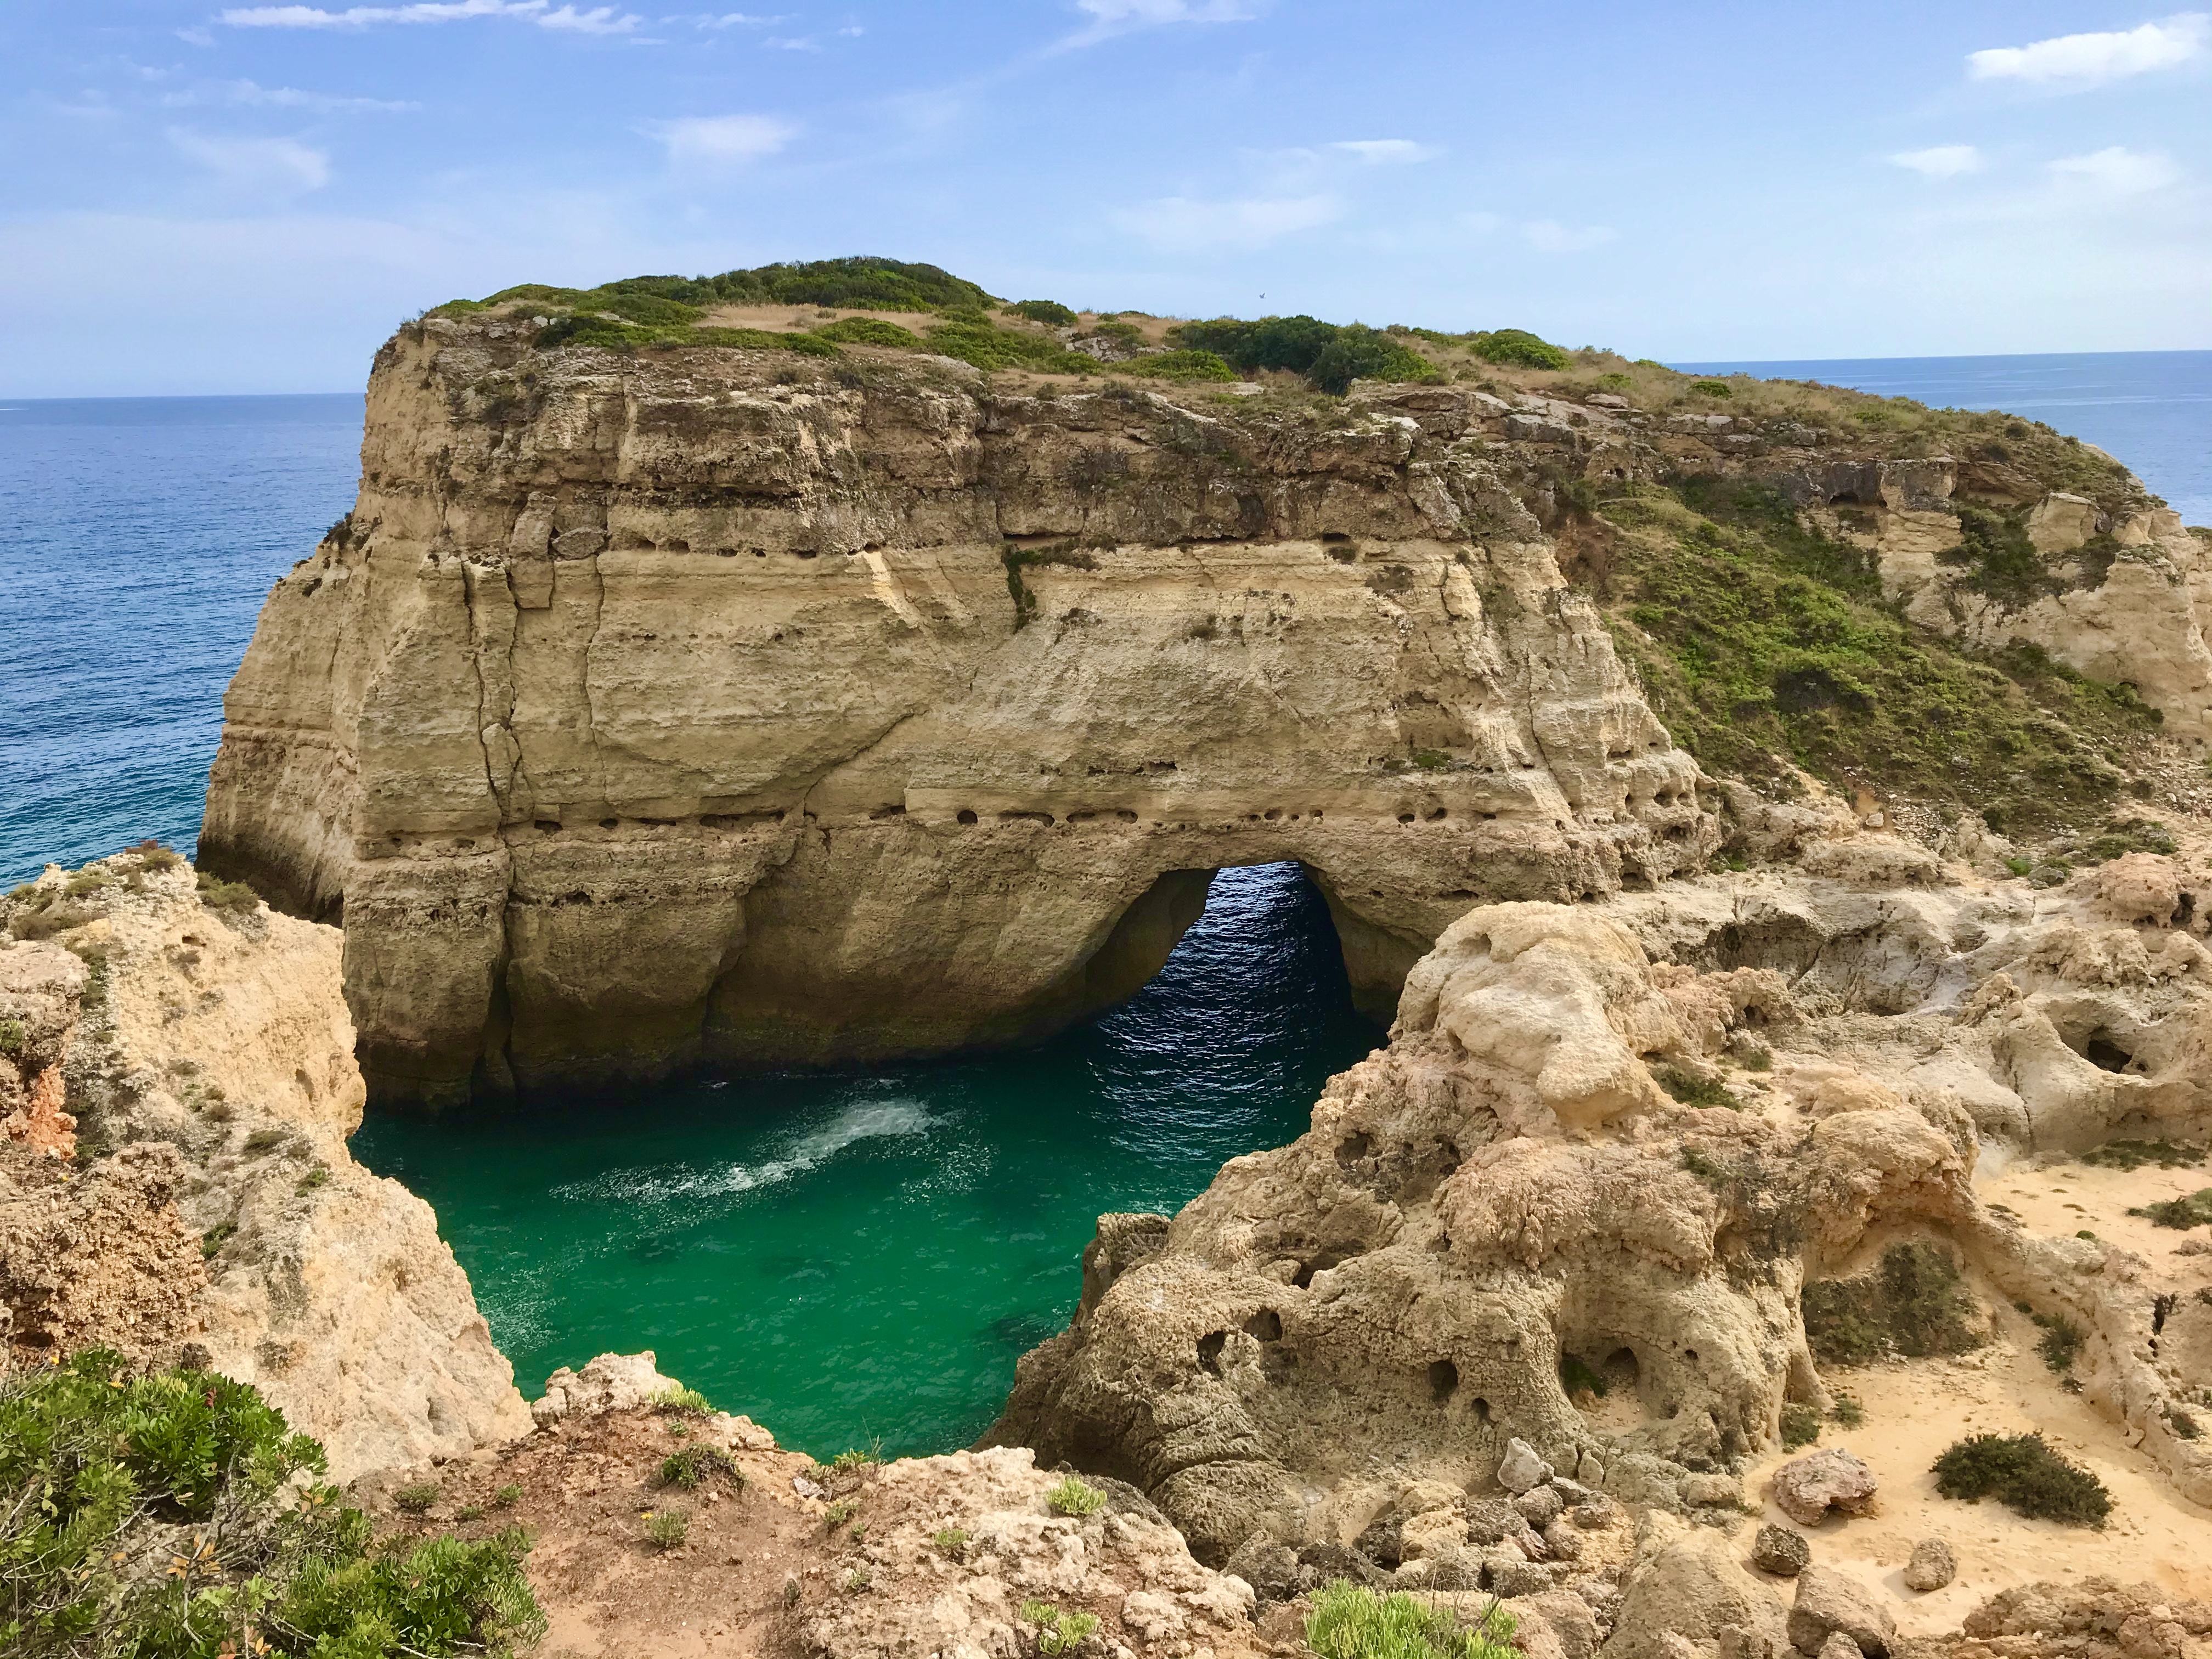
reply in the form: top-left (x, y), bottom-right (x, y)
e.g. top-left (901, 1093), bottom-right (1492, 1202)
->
top-left (986, 814), bottom-right (2212, 1561)
top-left (0, 850), bottom-right (529, 1476)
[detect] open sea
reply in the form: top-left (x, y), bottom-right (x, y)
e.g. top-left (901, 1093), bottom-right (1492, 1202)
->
top-left (3, 349), bottom-right (2205, 1453)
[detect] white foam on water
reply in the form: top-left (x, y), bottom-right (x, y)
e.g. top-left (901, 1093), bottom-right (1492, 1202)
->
top-left (555, 1098), bottom-right (938, 1207)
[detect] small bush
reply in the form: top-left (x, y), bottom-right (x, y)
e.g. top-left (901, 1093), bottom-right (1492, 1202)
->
top-left (823, 1499), bottom-right (857, 1528)
top-left (455, 1504), bottom-right (485, 1521)
top-left (2130, 1188), bottom-right (2212, 1229)
top-left (829, 1445), bottom-right (881, 1472)
top-left (844, 1566), bottom-right (871, 1593)
top-left (1006, 299), bottom-right (1077, 326)
top-left (811, 316), bottom-right (922, 347)
top-left (1780, 1403), bottom-right (1822, 1450)
top-left (199, 1220), bottom-right (236, 1259)
top-left (1932, 1432), bottom-right (2112, 1526)
top-left (2084, 1140), bottom-right (2204, 1171)
top-left (645, 1509), bottom-right (689, 1550)
top-left (650, 1384), bottom-right (713, 1417)
top-left (1654, 1066), bottom-right (1734, 1109)
top-left (1802, 1242), bottom-right (1985, 1365)
top-left (296, 1166), bottom-right (331, 1195)
top-left (1305, 1580), bottom-right (1519, 1659)
top-left (2033, 1312), bottom-right (2085, 1374)
top-left (1559, 1355), bottom-right (1607, 1400)
top-left (11, 901), bottom-right (95, 940)
top-left (1468, 328), bottom-right (1569, 371)
top-left (195, 871), bottom-right (260, 914)
top-left (1022, 1600), bottom-right (1102, 1655)
top-left (1830, 1394), bottom-right (1865, 1429)
top-left (0, 1018), bottom-right (24, 1056)
top-left (243, 1126), bottom-right (288, 1154)
top-left (1046, 1475), bottom-right (1105, 1517)
top-left (394, 1481), bottom-right (443, 1514)
top-left (133, 840), bottom-right (185, 871)
top-left (659, 1444), bottom-right (737, 1491)
top-left (1120, 348), bottom-right (1238, 382)
top-left (64, 871), bottom-right (114, 897)
top-left (932, 1526), bottom-right (971, 1555)
top-left (492, 1482), bottom-right (522, 1508)
top-left (1689, 379), bottom-right (1733, 398)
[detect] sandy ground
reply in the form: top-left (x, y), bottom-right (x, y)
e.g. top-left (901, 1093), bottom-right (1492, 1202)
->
top-left (1735, 1146), bottom-right (2212, 1635)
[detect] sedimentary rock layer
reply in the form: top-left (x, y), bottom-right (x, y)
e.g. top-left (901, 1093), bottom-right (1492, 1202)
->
top-left (200, 321), bottom-right (1719, 1105)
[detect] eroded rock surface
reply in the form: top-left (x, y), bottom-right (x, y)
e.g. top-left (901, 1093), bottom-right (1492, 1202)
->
top-left (0, 851), bottom-right (529, 1476)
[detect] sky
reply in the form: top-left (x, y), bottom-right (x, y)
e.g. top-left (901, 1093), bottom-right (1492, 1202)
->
top-left (3, 1), bottom-right (2209, 394)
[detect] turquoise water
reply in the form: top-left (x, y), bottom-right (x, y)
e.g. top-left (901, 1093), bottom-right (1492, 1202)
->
top-left (353, 861), bottom-right (1380, 1456)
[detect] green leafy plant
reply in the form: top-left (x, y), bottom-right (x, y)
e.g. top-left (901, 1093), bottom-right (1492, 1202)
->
top-left (199, 1221), bottom-right (236, 1259)
top-left (1689, 379), bottom-right (1733, 398)
top-left (644, 1509), bottom-right (689, 1550)
top-left (1006, 300), bottom-right (1077, 326)
top-left (1045, 1476), bottom-right (1105, 1517)
top-left (2033, 1311), bottom-right (2086, 1375)
top-left (659, 1444), bottom-right (737, 1491)
top-left (1932, 1432), bottom-right (2112, 1526)
top-left (0, 1348), bottom-right (543, 1657)
top-left (1119, 348), bottom-right (1238, 382)
top-left (2129, 1188), bottom-right (2212, 1229)
top-left (1558, 1355), bottom-right (1607, 1400)
top-left (828, 1445), bottom-right (880, 1472)
top-left (932, 1526), bottom-right (971, 1555)
top-left (1780, 1403), bottom-right (1822, 1451)
top-left (0, 1019), bottom-right (24, 1056)
top-left (924, 319), bottom-right (1096, 374)
top-left (394, 1481), bottom-right (442, 1514)
top-left (823, 1499), bottom-right (857, 1528)
top-left (1022, 1600), bottom-right (1102, 1655)
top-left (1304, 1581), bottom-right (1519, 1659)
top-left (810, 316), bottom-right (922, 347)
top-left (649, 1384), bottom-right (713, 1417)
top-left (1653, 1066), bottom-right (1734, 1108)
top-left (491, 1483), bottom-right (522, 1508)
top-left (296, 1167), bottom-right (331, 1195)
top-left (1802, 1242), bottom-right (1985, 1365)
top-left (195, 871), bottom-right (261, 915)
top-left (1830, 1394), bottom-right (1865, 1429)
top-left (454, 1504), bottom-right (484, 1522)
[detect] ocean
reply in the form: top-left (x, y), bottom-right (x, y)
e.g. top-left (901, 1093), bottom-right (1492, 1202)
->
top-left (4, 349), bottom-right (2205, 1451)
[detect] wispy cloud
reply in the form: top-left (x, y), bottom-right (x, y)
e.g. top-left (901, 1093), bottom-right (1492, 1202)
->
top-left (691, 8), bottom-right (780, 23)
top-left (1523, 219), bottom-right (1614, 254)
top-left (165, 78), bottom-right (417, 112)
top-left (1109, 193), bottom-right (1338, 252)
top-left (1058, 0), bottom-right (1263, 51)
top-left (1891, 144), bottom-right (1983, 179)
top-left (2050, 145), bottom-right (2181, 194)
top-left (1328, 139), bottom-right (1438, 165)
top-left (644, 112), bottom-right (795, 166)
top-left (221, 0), bottom-right (641, 32)
top-left (1967, 12), bottom-right (2208, 87)
top-left (168, 128), bottom-right (331, 194)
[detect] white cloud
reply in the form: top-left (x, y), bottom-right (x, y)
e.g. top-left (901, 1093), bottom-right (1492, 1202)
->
top-left (168, 128), bottom-right (331, 194)
top-left (1891, 144), bottom-right (1984, 179)
top-left (838, 24), bottom-right (862, 35)
top-left (693, 10), bottom-right (780, 24)
top-left (1329, 139), bottom-right (1438, 165)
top-left (1523, 219), bottom-right (1615, 253)
top-left (2050, 145), bottom-right (2181, 194)
top-left (166, 78), bottom-right (417, 112)
top-left (1059, 0), bottom-right (1262, 49)
top-left (221, 0), bottom-right (641, 32)
top-left (1109, 193), bottom-right (1339, 252)
top-left (1967, 12), bottom-right (2208, 86)
top-left (763, 33), bottom-right (815, 48)
top-left (645, 112), bottom-right (794, 166)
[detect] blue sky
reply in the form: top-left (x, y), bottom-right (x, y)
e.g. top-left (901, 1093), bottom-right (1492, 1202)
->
top-left (4, 1), bottom-right (2208, 393)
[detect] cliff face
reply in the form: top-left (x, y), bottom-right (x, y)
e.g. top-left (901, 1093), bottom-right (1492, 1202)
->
top-left (0, 854), bottom-right (531, 1477)
top-left (200, 321), bottom-right (1719, 1107)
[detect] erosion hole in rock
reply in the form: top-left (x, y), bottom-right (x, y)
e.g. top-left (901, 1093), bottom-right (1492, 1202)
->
top-left (1197, 1330), bottom-right (1228, 1375)
top-left (1471, 1397), bottom-right (1491, 1425)
top-left (1427, 1359), bottom-right (1459, 1402)
top-left (1335, 1132), bottom-right (1374, 1167)
top-left (1293, 1248), bottom-right (1359, 1290)
top-left (1603, 1347), bottom-right (1641, 1392)
top-left (1244, 1308), bottom-right (1282, 1342)
top-left (2083, 1034), bottom-right (2135, 1074)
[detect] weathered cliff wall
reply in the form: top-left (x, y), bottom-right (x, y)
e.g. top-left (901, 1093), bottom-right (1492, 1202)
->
top-left (200, 321), bottom-right (1722, 1107)
top-left (0, 852), bottom-right (531, 1477)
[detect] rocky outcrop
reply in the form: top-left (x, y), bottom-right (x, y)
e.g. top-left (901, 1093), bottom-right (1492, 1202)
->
top-left (0, 851), bottom-right (529, 1477)
top-left (198, 320), bottom-right (1729, 1106)
top-left (986, 832), bottom-right (2212, 1560)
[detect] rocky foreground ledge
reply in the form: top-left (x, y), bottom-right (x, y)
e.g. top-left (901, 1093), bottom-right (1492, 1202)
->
top-left (8, 806), bottom-right (2212, 1655)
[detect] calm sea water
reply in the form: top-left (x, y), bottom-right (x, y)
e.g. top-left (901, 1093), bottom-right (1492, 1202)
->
top-left (1673, 350), bottom-right (2212, 527)
top-left (4, 351), bottom-right (2203, 1453)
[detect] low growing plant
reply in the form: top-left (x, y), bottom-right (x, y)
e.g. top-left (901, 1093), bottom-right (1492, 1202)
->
top-left (932, 1526), bottom-right (971, 1555)
top-left (649, 1384), bottom-right (713, 1417)
top-left (1022, 1600), bottom-right (1101, 1656)
top-left (1932, 1431), bottom-right (2111, 1526)
top-left (659, 1444), bottom-right (737, 1491)
top-left (1304, 1581), bottom-right (1518, 1659)
top-left (1779, 1403), bottom-right (1822, 1451)
top-left (394, 1481), bottom-right (442, 1514)
top-left (1045, 1475), bottom-right (1105, 1517)
top-left (644, 1509), bottom-right (689, 1550)
top-left (1801, 1242), bottom-right (1985, 1365)
top-left (2130, 1188), bottom-right (2212, 1229)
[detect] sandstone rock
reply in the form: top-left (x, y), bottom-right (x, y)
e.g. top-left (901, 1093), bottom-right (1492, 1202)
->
top-left (1901, 1537), bottom-right (1955, 1593)
top-left (1750, 1525), bottom-right (1811, 1578)
top-left (533, 1350), bottom-right (684, 1425)
top-left (1679, 1471), bottom-right (1743, 1508)
top-left (1815, 1635), bottom-right (1861, 1659)
top-left (1223, 1533), bottom-right (1301, 1603)
top-left (1770, 1449), bottom-right (1878, 1527)
top-left (1500, 1437), bottom-right (1555, 1493)
top-left (1787, 1565), bottom-right (1893, 1658)
top-left (1604, 1514), bottom-right (1788, 1659)
top-left (1517, 1483), bottom-right (1566, 1528)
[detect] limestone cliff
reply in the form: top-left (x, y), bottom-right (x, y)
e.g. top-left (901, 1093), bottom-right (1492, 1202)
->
top-left (0, 851), bottom-right (531, 1477)
top-left (199, 320), bottom-right (1724, 1107)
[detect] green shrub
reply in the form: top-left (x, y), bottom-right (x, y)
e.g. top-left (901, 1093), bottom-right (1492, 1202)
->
top-left (1801, 1242), bottom-right (1984, 1365)
top-left (296, 1166), bottom-right (331, 1195)
top-left (2129, 1188), bottom-right (2212, 1229)
top-left (1932, 1432), bottom-right (2112, 1526)
top-left (195, 871), bottom-right (260, 914)
top-left (64, 872), bottom-right (114, 898)
top-left (491, 1483), bottom-right (522, 1508)
top-left (132, 841), bottom-right (184, 872)
top-left (199, 1221), bottom-right (236, 1259)
top-left (0, 1348), bottom-right (542, 1657)
top-left (1045, 1476), bottom-right (1105, 1517)
top-left (1120, 349), bottom-right (1238, 382)
top-left (811, 317), bottom-right (922, 347)
top-left (1780, 1403), bottom-right (1822, 1450)
top-left (924, 320), bottom-right (1096, 374)
top-left (932, 1526), bottom-right (970, 1555)
top-left (1006, 300), bottom-right (1077, 326)
top-left (823, 1499), bottom-right (857, 1528)
top-left (1305, 1580), bottom-right (1519, 1659)
top-left (828, 1445), bottom-right (880, 1472)
top-left (1830, 1393), bottom-right (1865, 1429)
top-left (649, 1384), bottom-right (713, 1417)
top-left (2033, 1312), bottom-right (2085, 1374)
top-left (394, 1481), bottom-right (442, 1514)
top-left (10, 901), bottom-right (95, 941)
top-left (690, 325), bottom-right (840, 357)
top-left (659, 1444), bottom-right (737, 1491)
top-left (1307, 325), bottom-right (1441, 396)
top-left (0, 1019), bottom-right (23, 1056)
top-left (1022, 1600), bottom-right (1101, 1655)
top-left (1165, 314), bottom-right (1441, 391)
top-left (1467, 328), bottom-right (1569, 370)
top-left (1559, 1355), bottom-right (1607, 1399)
top-left (1689, 379), bottom-right (1733, 398)
top-left (644, 1509), bottom-right (689, 1550)
top-left (1653, 1066), bottom-right (1733, 1108)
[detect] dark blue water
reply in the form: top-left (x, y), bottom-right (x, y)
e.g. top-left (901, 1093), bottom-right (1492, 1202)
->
top-left (1673, 351), bottom-right (2212, 527)
top-left (0, 396), bottom-right (362, 887)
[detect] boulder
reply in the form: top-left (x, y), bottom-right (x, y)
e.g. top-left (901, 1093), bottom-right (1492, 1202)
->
top-left (1771, 1449), bottom-right (1878, 1527)
top-left (1788, 1565), bottom-right (1894, 1658)
top-left (1517, 1485), bottom-right (1567, 1529)
top-left (1602, 1514), bottom-right (1788, 1659)
top-left (1499, 1437), bottom-right (1555, 1493)
top-left (532, 1351), bottom-right (684, 1425)
top-left (1902, 1537), bottom-right (1955, 1593)
top-left (1750, 1525), bottom-right (1811, 1578)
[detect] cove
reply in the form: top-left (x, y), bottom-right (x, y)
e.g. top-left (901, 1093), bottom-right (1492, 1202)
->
top-left (352, 862), bottom-right (1381, 1459)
